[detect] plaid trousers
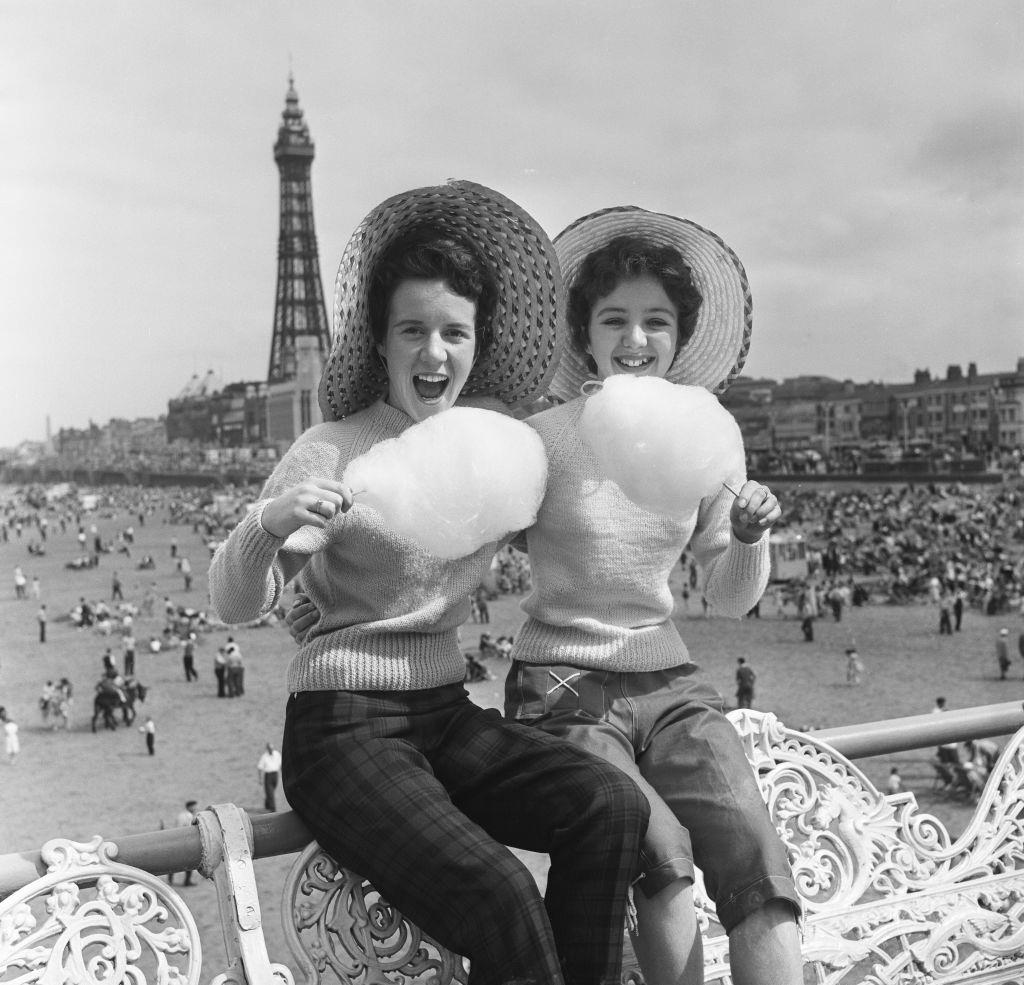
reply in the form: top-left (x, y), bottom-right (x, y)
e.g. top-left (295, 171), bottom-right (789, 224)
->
top-left (282, 684), bottom-right (649, 985)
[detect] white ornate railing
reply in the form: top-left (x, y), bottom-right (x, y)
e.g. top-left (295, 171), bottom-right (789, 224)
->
top-left (703, 708), bottom-right (1024, 984)
top-left (0, 836), bottom-right (203, 985)
top-left (282, 844), bottom-right (468, 985)
top-left (2, 702), bottom-right (1023, 985)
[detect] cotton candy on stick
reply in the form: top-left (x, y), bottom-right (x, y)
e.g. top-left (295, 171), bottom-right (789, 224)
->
top-left (342, 407), bottom-right (548, 558)
top-left (580, 375), bottom-right (746, 518)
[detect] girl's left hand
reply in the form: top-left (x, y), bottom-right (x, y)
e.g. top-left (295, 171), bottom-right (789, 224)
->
top-left (730, 481), bottom-right (782, 544)
top-left (285, 594), bottom-right (320, 645)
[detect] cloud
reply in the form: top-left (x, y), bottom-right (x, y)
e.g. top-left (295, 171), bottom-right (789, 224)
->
top-left (912, 102), bottom-right (1024, 201)
top-left (2, 0), bottom-right (1021, 446)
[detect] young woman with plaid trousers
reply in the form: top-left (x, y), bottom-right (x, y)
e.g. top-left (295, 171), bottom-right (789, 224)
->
top-left (210, 182), bottom-right (649, 985)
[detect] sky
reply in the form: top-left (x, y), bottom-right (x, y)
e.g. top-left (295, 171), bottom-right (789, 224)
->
top-left (2, 0), bottom-right (1022, 448)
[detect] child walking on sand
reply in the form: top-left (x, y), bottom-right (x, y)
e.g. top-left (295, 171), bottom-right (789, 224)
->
top-left (845, 646), bottom-right (864, 685)
top-left (2, 707), bottom-right (20, 764)
top-left (138, 716), bottom-right (155, 755)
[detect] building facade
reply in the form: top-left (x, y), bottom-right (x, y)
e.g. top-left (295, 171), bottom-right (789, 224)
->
top-left (721, 357), bottom-right (1024, 466)
top-left (266, 337), bottom-right (324, 445)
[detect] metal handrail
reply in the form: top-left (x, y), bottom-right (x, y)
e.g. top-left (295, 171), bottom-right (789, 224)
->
top-left (3, 700), bottom-right (1022, 899)
top-left (814, 700), bottom-right (1024, 759)
top-left (0, 802), bottom-right (312, 898)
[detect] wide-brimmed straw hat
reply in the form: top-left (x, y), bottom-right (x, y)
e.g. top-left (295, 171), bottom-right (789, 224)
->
top-left (547, 206), bottom-right (752, 401)
top-left (319, 180), bottom-right (563, 420)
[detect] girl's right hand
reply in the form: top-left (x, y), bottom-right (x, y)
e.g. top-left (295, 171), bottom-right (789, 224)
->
top-left (259, 480), bottom-right (354, 539)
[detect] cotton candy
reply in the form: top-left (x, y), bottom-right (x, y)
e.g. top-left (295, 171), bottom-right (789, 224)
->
top-left (342, 407), bottom-right (548, 558)
top-left (580, 375), bottom-right (746, 517)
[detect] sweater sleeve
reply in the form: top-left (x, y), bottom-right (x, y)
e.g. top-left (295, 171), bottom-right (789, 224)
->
top-left (208, 501), bottom-right (289, 624)
top-left (689, 485), bottom-right (770, 618)
top-left (208, 425), bottom-right (344, 624)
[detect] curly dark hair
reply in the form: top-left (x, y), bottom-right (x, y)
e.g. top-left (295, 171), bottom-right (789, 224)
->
top-left (367, 227), bottom-right (496, 356)
top-left (567, 235), bottom-right (703, 368)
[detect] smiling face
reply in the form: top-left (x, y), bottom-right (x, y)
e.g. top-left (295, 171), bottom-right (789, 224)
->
top-left (377, 278), bottom-right (477, 422)
top-left (585, 275), bottom-right (680, 381)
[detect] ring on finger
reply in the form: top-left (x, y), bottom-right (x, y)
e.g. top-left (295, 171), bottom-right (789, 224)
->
top-left (313, 499), bottom-right (324, 516)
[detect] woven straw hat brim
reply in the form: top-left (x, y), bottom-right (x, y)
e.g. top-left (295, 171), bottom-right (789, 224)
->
top-left (548, 207), bottom-right (752, 402)
top-left (319, 180), bottom-right (564, 421)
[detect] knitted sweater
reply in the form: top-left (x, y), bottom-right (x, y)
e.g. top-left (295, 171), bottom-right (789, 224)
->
top-left (208, 400), bottom-right (501, 693)
top-left (512, 397), bottom-right (769, 672)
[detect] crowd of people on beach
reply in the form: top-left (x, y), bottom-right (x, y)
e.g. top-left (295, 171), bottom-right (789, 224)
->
top-left (779, 482), bottom-right (1024, 618)
top-left (6, 472), bottom-right (1023, 624)
top-left (745, 445), bottom-right (1023, 480)
top-left (1, 481), bottom-right (268, 749)
top-left (4, 471), bottom-right (1022, 742)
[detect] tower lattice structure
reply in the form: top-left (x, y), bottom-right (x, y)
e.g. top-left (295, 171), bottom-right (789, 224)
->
top-left (267, 75), bottom-right (331, 383)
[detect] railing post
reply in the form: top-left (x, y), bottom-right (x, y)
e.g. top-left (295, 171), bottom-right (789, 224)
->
top-left (196, 803), bottom-right (295, 985)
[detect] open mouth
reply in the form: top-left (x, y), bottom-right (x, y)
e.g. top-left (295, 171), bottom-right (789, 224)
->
top-left (413, 373), bottom-right (451, 400)
top-left (613, 355), bottom-right (656, 372)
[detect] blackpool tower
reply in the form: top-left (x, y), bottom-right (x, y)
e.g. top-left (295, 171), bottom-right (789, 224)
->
top-left (267, 75), bottom-right (331, 383)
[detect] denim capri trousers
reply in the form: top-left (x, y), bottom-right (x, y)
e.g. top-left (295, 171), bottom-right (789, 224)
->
top-left (505, 661), bottom-right (801, 933)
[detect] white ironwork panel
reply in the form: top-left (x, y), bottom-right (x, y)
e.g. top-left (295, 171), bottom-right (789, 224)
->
top-left (282, 845), bottom-right (469, 985)
top-left (0, 835), bottom-right (201, 985)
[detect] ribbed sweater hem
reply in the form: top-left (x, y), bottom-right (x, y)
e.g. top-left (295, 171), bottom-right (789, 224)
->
top-left (511, 617), bottom-right (691, 673)
top-left (286, 627), bottom-right (467, 692)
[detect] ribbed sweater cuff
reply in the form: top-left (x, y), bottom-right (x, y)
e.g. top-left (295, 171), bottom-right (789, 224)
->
top-left (209, 504), bottom-right (286, 625)
top-left (709, 535), bottom-right (769, 617)
top-left (243, 501), bottom-right (287, 566)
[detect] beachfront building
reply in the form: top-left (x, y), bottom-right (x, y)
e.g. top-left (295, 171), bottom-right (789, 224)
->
top-left (722, 356), bottom-right (1024, 467)
top-left (893, 359), bottom-right (1024, 454)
